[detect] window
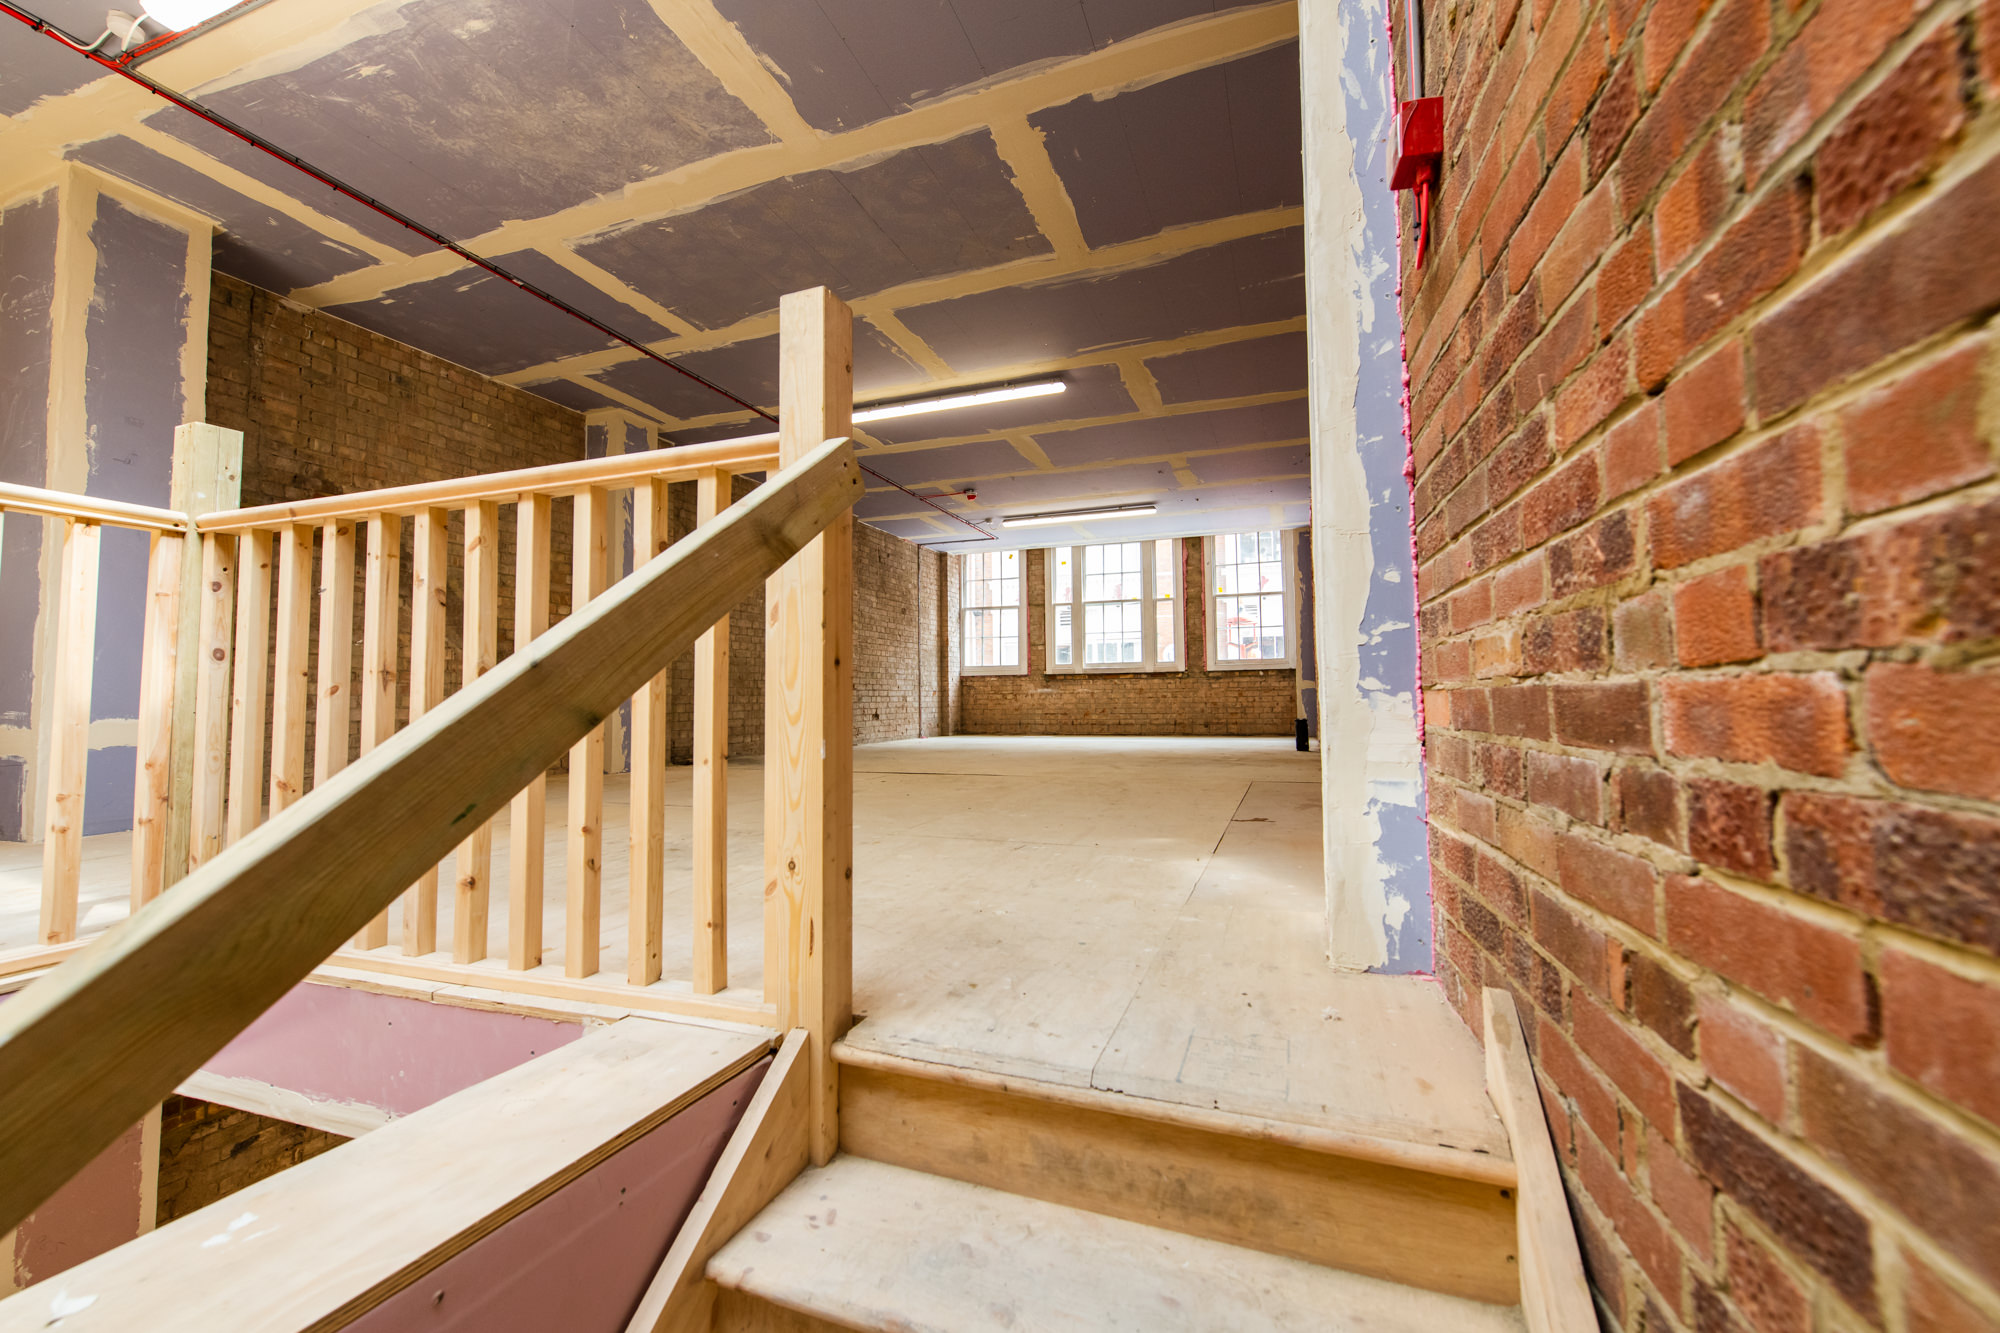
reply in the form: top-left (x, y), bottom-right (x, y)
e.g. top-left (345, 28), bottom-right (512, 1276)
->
top-left (961, 550), bottom-right (1024, 674)
top-left (1047, 539), bottom-right (1181, 672)
top-left (1207, 530), bottom-right (1296, 668)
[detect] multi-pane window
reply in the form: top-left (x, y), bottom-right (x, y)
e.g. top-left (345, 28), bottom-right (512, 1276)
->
top-left (1047, 540), bottom-right (1180, 672)
top-left (962, 550), bottom-right (1024, 673)
top-left (1207, 530), bottom-right (1294, 667)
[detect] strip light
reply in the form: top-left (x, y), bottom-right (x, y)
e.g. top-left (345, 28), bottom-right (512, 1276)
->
top-left (1001, 503), bottom-right (1157, 529)
top-left (853, 378), bottom-right (1064, 425)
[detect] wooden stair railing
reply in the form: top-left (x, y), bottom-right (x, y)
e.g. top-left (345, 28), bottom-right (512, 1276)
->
top-left (0, 432), bottom-right (864, 1240)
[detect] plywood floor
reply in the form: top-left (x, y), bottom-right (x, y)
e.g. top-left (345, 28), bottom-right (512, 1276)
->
top-left (0, 736), bottom-right (1503, 1158)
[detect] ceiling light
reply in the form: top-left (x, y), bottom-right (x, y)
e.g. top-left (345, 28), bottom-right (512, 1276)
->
top-left (853, 378), bottom-right (1064, 425)
top-left (1002, 504), bottom-right (1158, 529)
top-left (142, 0), bottom-right (238, 31)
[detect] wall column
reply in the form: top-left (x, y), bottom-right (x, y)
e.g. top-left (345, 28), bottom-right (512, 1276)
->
top-left (1299, 0), bottom-right (1431, 972)
top-left (0, 164), bottom-right (213, 846)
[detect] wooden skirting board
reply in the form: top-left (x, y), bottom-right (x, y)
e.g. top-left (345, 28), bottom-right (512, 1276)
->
top-left (0, 1020), bottom-right (771, 1332)
top-left (834, 1057), bottom-right (1521, 1305)
top-left (1483, 989), bottom-right (1597, 1332)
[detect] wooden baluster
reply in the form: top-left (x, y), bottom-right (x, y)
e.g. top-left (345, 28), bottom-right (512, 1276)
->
top-left (508, 494), bottom-right (552, 971)
top-left (353, 513), bottom-right (400, 949)
top-left (627, 479), bottom-right (669, 987)
top-left (402, 507), bottom-right (448, 957)
top-left (187, 533), bottom-right (234, 873)
top-left (129, 526), bottom-right (184, 909)
top-left (454, 501), bottom-right (499, 964)
top-left (39, 520), bottom-right (100, 944)
top-left (267, 525), bottom-right (314, 818)
top-left (691, 467), bottom-right (733, 994)
top-left (566, 486), bottom-right (608, 979)
top-left (764, 287), bottom-right (855, 1165)
top-left (313, 520), bottom-right (356, 793)
top-left (225, 529), bottom-right (273, 846)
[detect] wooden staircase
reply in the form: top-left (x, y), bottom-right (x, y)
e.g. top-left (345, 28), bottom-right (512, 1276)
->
top-left (634, 991), bottom-right (1593, 1333)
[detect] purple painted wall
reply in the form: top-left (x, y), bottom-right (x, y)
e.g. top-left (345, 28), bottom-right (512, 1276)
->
top-left (9, 1117), bottom-right (148, 1290)
top-left (204, 982), bottom-right (583, 1119)
top-left (343, 1058), bottom-right (768, 1333)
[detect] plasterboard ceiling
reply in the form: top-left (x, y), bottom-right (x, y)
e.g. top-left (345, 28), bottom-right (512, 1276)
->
top-left (0, 0), bottom-right (1310, 551)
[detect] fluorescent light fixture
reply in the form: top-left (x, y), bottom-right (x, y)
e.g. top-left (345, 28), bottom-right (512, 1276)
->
top-left (1002, 504), bottom-right (1157, 529)
top-left (853, 378), bottom-right (1063, 425)
top-left (143, 0), bottom-right (238, 31)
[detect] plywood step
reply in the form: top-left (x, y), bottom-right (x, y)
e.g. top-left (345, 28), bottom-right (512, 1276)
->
top-left (707, 1156), bottom-right (1528, 1333)
top-left (831, 1042), bottom-right (1520, 1304)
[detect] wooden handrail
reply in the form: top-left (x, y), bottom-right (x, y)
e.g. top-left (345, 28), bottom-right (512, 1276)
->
top-left (195, 431), bottom-right (782, 533)
top-left (0, 480), bottom-right (189, 533)
top-left (0, 436), bottom-right (862, 1239)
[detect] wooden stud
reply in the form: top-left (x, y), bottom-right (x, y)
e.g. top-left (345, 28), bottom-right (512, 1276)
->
top-left (186, 533), bottom-right (234, 873)
top-left (691, 468), bottom-right (732, 995)
top-left (401, 508), bottom-right (448, 957)
top-left (566, 487), bottom-right (609, 979)
top-left (0, 436), bottom-right (860, 1242)
top-left (129, 529), bottom-right (184, 909)
top-left (39, 520), bottom-right (101, 944)
top-left (313, 521), bottom-right (356, 792)
top-left (164, 423), bottom-right (242, 890)
top-left (627, 480), bottom-right (668, 987)
top-left (267, 525), bottom-right (314, 817)
top-left (353, 513), bottom-right (401, 949)
top-left (454, 501), bottom-right (499, 964)
top-left (1485, 989), bottom-right (1596, 1332)
top-left (508, 495), bottom-right (551, 971)
top-left (763, 286), bottom-right (855, 1165)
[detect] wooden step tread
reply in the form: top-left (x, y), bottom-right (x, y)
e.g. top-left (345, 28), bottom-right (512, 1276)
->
top-left (708, 1156), bottom-right (1528, 1333)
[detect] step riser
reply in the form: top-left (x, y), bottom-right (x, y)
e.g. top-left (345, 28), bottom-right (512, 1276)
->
top-left (713, 1288), bottom-right (854, 1333)
top-left (838, 1065), bottom-right (1520, 1307)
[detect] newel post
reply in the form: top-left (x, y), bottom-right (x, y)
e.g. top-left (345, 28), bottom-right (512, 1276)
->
top-left (764, 286), bottom-right (855, 1166)
top-left (162, 423), bottom-right (242, 892)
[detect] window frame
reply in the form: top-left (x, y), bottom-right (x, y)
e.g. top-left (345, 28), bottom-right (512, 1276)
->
top-left (959, 548), bottom-right (1028, 676)
top-left (1044, 538), bottom-right (1184, 675)
top-left (1204, 529), bottom-right (1299, 671)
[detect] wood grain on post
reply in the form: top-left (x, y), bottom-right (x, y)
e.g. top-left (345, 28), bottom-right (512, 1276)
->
top-left (130, 530), bottom-right (184, 909)
top-left (313, 520), bottom-right (356, 793)
top-left (402, 507), bottom-right (448, 957)
top-left (224, 528), bottom-right (272, 847)
top-left (508, 494), bottom-right (551, 970)
top-left (164, 423), bottom-right (243, 889)
top-left (40, 520), bottom-right (101, 944)
top-left (566, 486), bottom-right (610, 979)
top-left (187, 533), bottom-right (235, 873)
top-left (0, 437), bottom-right (860, 1241)
top-left (268, 525), bottom-right (315, 818)
top-left (763, 286), bottom-right (855, 1166)
top-left (454, 501), bottom-right (499, 964)
top-left (353, 513), bottom-right (401, 949)
top-left (691, 467), bottom-right (733, 995)
top-left (628, 480), bottom-right (669, 987)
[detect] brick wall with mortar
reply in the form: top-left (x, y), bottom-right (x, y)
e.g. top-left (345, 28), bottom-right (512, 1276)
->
top-left (1394, 0), bottom-right (2000, 1324)
top-left (960, 541), bottom-right (1295, 735)
top-left (207, 275), bottom-right (583, 779)
top-left (154, 1095), bottom-right (346, 1226)
top-left (211, 278), bottom-right (948, 771)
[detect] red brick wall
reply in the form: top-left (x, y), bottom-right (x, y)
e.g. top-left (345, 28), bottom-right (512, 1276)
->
top-left (1397, 0), bottom-right (2000, 1324)
top-left (155, 1096), bottom-right (345, 1226)
top-left (960, 542), bottom-right (1296, 735)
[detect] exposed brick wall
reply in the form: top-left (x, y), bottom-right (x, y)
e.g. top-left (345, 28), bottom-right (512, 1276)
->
top-left (1397, 0), bottom-right (2000, 1325)
top-left (918, 543), bottom-right (955, 736)
top-left (154, 1096), bottom-right (345, 1226)
top-left (209, 278), bottom-right (942, 768)
top-left (961, 542), bottom-right (1295, 735)
top-left (206, 275), bottom-right (583, 775)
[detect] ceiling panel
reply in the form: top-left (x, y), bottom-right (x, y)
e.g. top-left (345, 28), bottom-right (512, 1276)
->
top-left (1146, 330), bottom-right (1308, 403)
